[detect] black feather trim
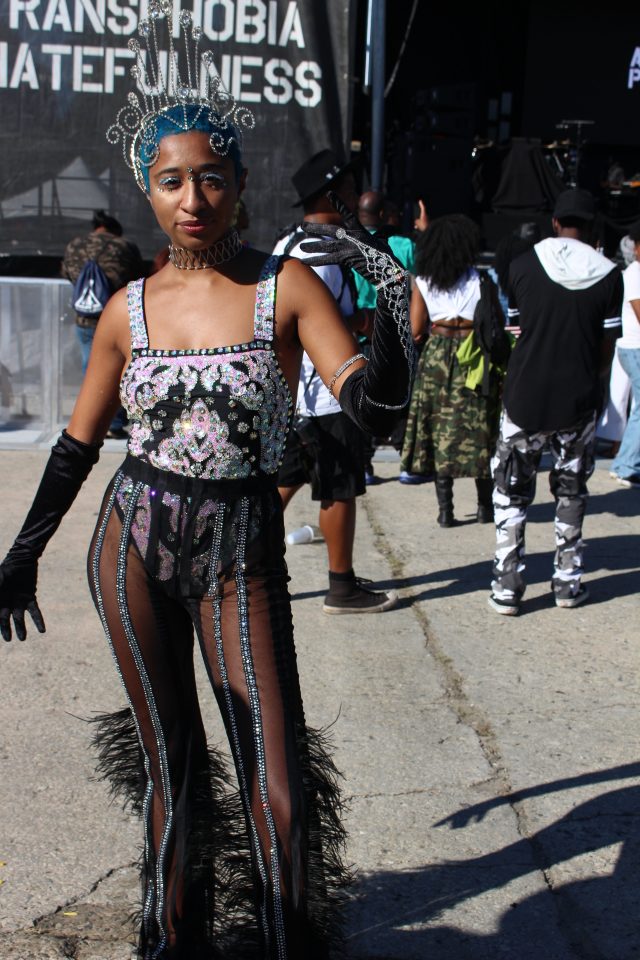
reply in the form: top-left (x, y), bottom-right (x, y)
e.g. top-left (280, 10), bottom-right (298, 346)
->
top-left (87, 710), bottom-right (351, 959)
top-left (301, 724), bottom-right (353, 959)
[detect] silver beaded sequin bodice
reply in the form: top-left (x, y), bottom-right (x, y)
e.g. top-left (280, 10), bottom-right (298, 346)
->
top-left (121, 256), bottom-right (292, 479)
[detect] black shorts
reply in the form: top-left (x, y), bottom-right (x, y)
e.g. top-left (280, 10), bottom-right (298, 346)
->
top-left (278, 412), bottom-right (366, 501)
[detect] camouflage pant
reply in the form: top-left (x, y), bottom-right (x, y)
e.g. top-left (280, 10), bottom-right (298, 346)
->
top-left (490, 410), bottom-right (596, 602)
top-left (401, 334), bottom-right (500, 478)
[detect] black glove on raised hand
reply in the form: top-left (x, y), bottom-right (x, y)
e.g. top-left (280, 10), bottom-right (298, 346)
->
top-left (0, 430), bottom-right (101, 642)
top-left (299, 192), bottom-right (415, 434)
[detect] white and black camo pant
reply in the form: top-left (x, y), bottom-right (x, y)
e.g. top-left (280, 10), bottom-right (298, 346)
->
top-left (490, 410), bottom-right (596, 602)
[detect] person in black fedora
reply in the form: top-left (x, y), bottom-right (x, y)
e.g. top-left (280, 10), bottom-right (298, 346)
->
top-left (488, 188), bottom-right (623, 616)
top-left (290, 148), bottom-right (353, 207)
top-left (273, 150), bottom-right (398, 614)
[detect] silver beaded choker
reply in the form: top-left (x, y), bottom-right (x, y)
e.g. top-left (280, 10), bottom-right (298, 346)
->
top-left (168, 231), bottom-right (243, 270)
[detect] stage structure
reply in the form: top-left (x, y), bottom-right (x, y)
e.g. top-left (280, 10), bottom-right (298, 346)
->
top-left (0, 0), bottom-right (357, 258)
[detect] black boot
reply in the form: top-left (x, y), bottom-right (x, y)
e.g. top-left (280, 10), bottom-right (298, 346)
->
top-left (475, 478), bottom-right (494, 523)
top-left (435, 475), bottom-right (454, 527)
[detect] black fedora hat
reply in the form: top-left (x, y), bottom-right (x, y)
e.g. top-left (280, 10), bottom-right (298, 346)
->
top-left (291, 148), bottom-right (351, 207)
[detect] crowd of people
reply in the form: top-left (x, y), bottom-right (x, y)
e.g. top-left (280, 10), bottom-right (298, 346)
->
top-left (1, 6), bottom-right (639, 958)
top-left (397, 187), bottom-right (637, 615)
top-left (273, 168), bottom-right (638, 619)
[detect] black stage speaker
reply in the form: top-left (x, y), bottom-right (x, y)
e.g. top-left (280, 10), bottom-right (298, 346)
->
top-left (408, 135), bottom-right (473, 218)
top-left (418, 82), bottom-right (476, 112)
top-left (414, 83), bottom-right (476, 142)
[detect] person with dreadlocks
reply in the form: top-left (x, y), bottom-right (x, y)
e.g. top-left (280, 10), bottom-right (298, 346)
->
top-left (400, 214), bottom-right (502, 526)
top-left (0, 6), bottom-right (413, 960)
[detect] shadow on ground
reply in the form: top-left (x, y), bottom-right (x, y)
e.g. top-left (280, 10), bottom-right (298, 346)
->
top-left (347, 763), bottom-right (640, 960)
top-left (292, 529), bottom-right (640, 608)
top-left (290, 478), bottom-right (640, 606)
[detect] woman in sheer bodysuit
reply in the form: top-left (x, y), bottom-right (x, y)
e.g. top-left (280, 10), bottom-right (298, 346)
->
top-left (0, 111), bottom-right (412, 960)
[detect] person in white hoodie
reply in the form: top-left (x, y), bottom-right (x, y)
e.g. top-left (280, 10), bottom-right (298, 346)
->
top-left (489, 189), bottom-right (623, 615)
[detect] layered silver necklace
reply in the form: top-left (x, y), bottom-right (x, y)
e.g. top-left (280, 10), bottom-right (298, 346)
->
top-left (168, 230), bottom-right (243, 270)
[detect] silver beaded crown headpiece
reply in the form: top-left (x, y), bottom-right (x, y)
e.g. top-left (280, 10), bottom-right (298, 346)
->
top-left (106, 0), bottom-right (255, 192)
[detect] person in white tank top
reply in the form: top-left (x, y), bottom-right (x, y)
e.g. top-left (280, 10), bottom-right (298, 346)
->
top-left (400, 215), bottom-right (504, 526)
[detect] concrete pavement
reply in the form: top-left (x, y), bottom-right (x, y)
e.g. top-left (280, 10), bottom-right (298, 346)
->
top-left (0, 448), bottom-right (638, 959)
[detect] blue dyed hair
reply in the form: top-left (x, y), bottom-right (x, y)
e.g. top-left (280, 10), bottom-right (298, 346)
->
top-left (138, 104), bottom-right (243, 191)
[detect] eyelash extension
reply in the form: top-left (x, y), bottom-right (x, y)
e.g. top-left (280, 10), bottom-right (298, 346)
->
top-left (156, 173), bottom-right (227, 192)
top-left (201, 173), bottom-right (227, 188)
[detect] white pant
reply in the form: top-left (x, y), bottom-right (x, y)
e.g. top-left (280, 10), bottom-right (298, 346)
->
top-left (598, 347), bottom-right (632, 442)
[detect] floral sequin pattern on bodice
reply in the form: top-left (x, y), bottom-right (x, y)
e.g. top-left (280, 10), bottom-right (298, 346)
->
top-left (120, 256), bottom-right (292, 479)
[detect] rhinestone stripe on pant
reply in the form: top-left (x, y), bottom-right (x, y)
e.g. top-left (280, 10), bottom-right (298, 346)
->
top-left (204, 501), bottom-right (272, 947)
top-left (89, 473), bottom-right (159, 947)
top-left (234, 497), bottom-right (288, 958)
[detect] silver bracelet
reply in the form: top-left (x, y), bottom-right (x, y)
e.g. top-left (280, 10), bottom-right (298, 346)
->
top-left (328, 353), bottom-right (367, 398)
top-left (362, 389), bottom-right (411, 411)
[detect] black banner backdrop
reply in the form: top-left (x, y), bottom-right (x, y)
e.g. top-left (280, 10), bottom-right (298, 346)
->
top-left (0, 0), bottom-right (356, 257)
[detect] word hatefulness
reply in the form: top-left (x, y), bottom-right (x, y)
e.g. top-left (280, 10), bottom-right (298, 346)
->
top-left (1, 42), bottom-right (322, 105)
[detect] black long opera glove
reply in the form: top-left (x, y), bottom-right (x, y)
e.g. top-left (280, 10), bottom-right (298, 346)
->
top-left (299, 191), bottom-right (416, 434)
top-left (0, 430), bottom-right (101, 641)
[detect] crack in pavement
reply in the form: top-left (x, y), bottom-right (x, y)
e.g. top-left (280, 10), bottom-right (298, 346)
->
top-left (0, 865), bottom-right (139, 960)
top-left (347, 787), bottom-right (444, 801)
top-left (33, 864), bottom-right (136, 929)
top-left (363, 495), bottom-right (513, 789)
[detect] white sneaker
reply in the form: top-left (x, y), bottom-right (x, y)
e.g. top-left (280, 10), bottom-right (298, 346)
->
top-left (610, 470), bottom-right (640, 487)
top-left (488, 594), bottom-right (520, 616)
top-left (555, 587), bottom-right (589, 609)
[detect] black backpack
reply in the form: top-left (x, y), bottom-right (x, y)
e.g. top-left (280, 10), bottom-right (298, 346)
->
top-left (473, 270), bottom-right (511, 395)
top-left (72, 259), bottom-right (112, 318)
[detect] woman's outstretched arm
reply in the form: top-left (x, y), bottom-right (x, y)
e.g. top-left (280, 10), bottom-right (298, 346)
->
top-left (286, 196), bottom-right (415, 434)
top-left (0, 291), bottom-right (130, 641)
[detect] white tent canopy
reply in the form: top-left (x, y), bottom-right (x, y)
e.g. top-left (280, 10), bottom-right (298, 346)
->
top-left (1, 158), bottom-right (110, 221)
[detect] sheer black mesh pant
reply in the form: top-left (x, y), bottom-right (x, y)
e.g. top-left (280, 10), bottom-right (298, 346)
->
top-left (87, 470), bottom-right (342, 960)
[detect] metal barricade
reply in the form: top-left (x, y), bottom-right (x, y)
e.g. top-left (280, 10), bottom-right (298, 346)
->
top-left (0, 278), bottom-right (82, 447)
